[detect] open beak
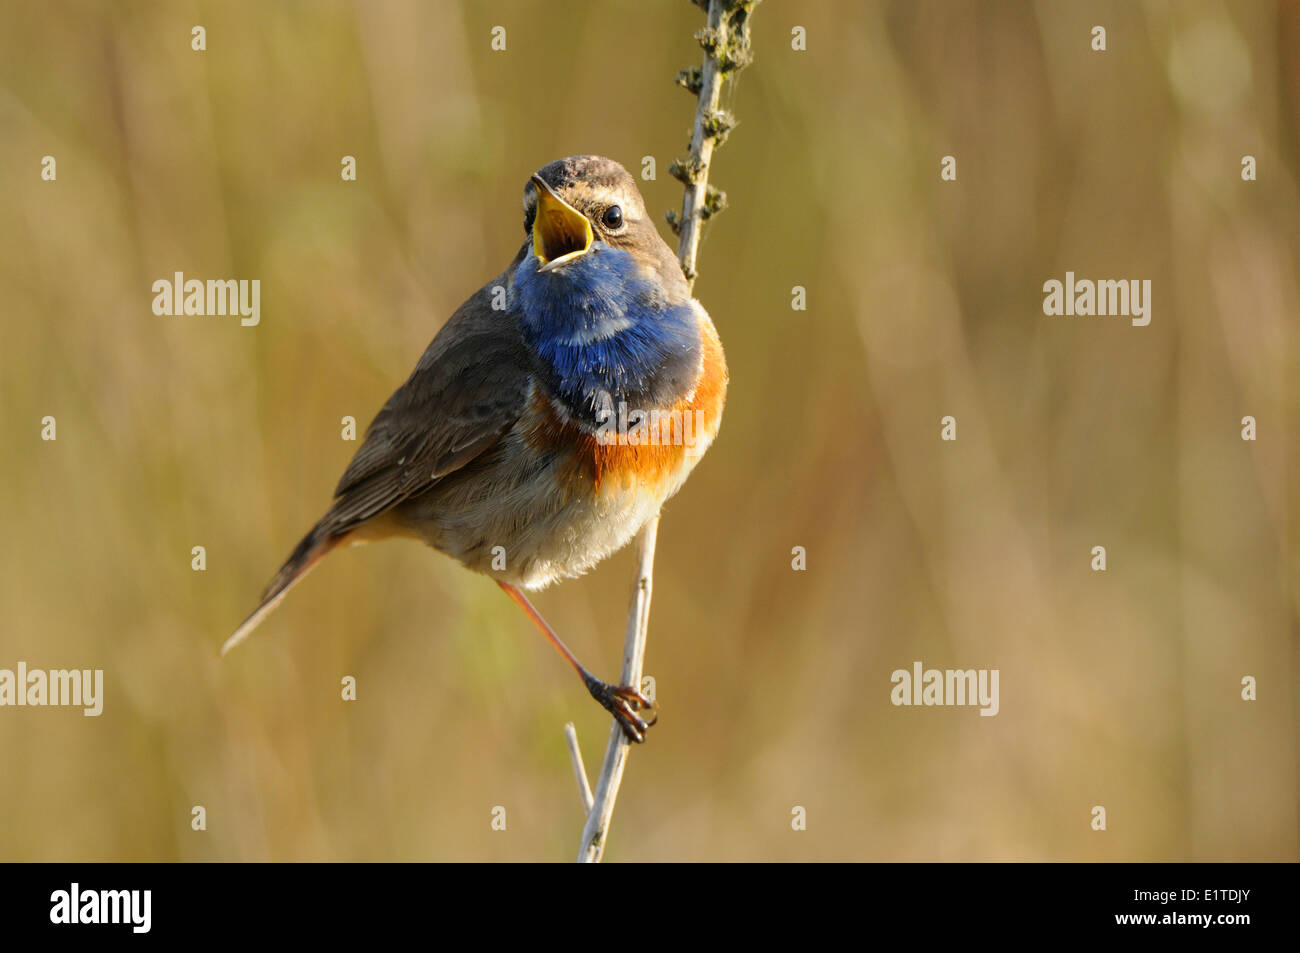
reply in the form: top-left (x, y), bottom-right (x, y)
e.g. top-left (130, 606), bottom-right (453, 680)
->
top-left (531, 174), bottom-right (593, 272)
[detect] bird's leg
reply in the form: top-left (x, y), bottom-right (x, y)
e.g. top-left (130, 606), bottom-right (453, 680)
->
top-left (496, 581), bottom-right (657, 743)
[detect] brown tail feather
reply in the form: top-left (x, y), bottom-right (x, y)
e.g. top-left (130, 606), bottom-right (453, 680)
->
top-left (220, 525), bottom-right (342, 657)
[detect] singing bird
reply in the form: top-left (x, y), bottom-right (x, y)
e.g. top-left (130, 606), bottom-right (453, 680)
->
top-left (222, 156), bottom-right (727, 742)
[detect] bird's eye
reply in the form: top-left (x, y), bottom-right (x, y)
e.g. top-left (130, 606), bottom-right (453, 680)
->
top-left (601, 205), bottom-right (623, 230)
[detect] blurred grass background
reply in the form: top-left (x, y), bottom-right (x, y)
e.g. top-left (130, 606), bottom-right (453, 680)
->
top-left (0, 0), bottom-right (1296, 860)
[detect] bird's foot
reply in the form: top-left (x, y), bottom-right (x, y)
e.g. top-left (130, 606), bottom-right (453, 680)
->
top-left (583, 674), bottom-right (658, 743)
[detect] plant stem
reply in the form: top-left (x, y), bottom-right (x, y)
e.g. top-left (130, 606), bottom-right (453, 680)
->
top-left (574, 0), bottom-right (755, 863)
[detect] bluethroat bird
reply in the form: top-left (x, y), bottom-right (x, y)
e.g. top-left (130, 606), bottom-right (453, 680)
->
top-left (222, 156), bottom-right (727, 742)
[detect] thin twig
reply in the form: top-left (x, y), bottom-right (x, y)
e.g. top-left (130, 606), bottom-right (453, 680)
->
top-left (577, 514), bottom-right (658, 862)
top-left (564, 722), bottom-right (595, 814)
top-left (574, 0), bottom-right (756, 863)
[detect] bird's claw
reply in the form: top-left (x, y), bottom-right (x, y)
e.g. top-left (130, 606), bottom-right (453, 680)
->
top-left (584, 676), bottom-right (658, 743)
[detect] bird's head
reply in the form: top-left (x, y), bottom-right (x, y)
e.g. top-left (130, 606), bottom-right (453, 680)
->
top-left (511, 156), bottom-right (703, 424)
top-left (521, 156), bottom-right (687, 297)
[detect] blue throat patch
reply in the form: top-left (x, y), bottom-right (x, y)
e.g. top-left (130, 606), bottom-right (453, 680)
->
top-left (512, 244), bottom-right (700, 425)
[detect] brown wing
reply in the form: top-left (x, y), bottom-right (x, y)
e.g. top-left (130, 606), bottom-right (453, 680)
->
top-left (323, 275), bottom-right (533, 533)
top-left (222, 270), bottom-right (534, 658)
